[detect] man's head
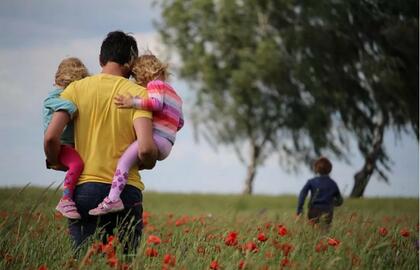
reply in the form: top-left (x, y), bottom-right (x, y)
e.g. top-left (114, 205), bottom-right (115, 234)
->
top-left (99, 31), bottom-right (138, 74)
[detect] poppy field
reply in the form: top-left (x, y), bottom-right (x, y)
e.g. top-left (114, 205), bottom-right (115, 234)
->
top-left (0, 187), bottom-right (418, 269)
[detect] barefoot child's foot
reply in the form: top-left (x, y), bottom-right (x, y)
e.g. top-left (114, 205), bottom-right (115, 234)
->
top-left (56, 199), bottom-right (81, 219)
top-left (88, 197), bottom-right (124, 216)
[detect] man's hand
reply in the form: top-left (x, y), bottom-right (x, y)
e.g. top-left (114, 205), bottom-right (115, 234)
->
top-left (114, 94), bottom-right (134, 108)
top-left (133, 117), bottom-right (157, 170)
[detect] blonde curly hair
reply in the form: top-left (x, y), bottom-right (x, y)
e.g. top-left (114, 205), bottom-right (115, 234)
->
top-left (55, 57), bottom-right (89, 88)
top-left (131, 54), bottom-right (168, 87)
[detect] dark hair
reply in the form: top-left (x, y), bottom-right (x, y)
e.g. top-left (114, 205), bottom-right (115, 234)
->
top-left (99, 31), bottom-right (138, 66)
top-left (313, 157), bottom-right (332, 175)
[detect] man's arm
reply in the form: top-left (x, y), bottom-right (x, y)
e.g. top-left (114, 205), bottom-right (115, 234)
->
top-left (133, 117), bottom-right (157, 169)
top-left (44, 111), bottom-right (70, 165)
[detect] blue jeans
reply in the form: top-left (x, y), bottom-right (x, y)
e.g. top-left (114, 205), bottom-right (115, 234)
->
top-left (68, 182), bottom-right (143, 253)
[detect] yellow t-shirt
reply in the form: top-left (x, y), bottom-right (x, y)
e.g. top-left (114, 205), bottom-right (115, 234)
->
top-left (60, 74), bottom-right (152, 190)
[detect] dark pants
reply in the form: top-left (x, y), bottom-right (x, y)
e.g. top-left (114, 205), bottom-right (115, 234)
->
top-left (68, 182), bottom-right (143, 254)
top-left (308, 207), bottom-right (333, 225)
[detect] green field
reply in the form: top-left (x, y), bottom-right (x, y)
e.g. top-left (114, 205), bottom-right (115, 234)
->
top-left (0, 187), bottom-right (418, 269)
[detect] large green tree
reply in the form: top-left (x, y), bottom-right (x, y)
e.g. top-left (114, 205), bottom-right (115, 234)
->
top-left (157, 0), bottom-right (418, 195)
top-left (287, 0), bottom-right (419, 197)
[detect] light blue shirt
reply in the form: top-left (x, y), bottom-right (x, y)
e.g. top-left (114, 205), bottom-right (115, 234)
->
top-left (43, 88), bottom-right (77, 145)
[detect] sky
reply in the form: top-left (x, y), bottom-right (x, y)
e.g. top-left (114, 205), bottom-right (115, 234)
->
top-left (0, 0), bottom-right (418, 198)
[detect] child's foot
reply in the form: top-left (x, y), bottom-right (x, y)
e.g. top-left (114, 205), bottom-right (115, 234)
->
top-left (88, 197), bottom-right (124, 216)
top-left (56, 199), bottom-right (81, 219)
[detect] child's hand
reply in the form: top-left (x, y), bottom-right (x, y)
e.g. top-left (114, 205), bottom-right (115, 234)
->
top-left (114, 94), bottom-right (134, 108)
top-left (46, 159), bottom-right (68, 171)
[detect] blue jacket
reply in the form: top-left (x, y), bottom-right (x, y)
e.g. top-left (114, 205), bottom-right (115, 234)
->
top-left (43, 88), bottom-right (77, 145)
top-left (297, 175), bottom-right (343, 214)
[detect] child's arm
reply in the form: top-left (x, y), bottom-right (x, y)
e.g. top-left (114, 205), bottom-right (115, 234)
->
top-left (44, 95), bottom-right (77, 119)
top-left (177, 111), bottom-right (184, 131)
top-left (296, 181), bottom-right (311, 215)
top-left (115, 82), bottom-right (165, 111)
top-left (115, 93), bottom-right (164, 111)
top-left (333, 188), bottom-right (344, 207)
top-left (44, 111), bottom-right (71, 165)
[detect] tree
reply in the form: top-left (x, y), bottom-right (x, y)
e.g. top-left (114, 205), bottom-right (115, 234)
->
top-left (157, 0), bottom-right (345, 194)
top-left (157, 0), bottom-right (418, 196)
top-left (286, 0), bottom-right (418, 197)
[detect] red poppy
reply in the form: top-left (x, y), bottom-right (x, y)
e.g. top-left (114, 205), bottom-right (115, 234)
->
top-left (145, 247), bottom-right (158, 257)
top-left (210, 260), bottom-right (220, 270)
top-left (278, 225), bottom-right (288, 236)
top-left (315, 240), bottom-right (327, 252)
top-left (107, 235), bottom-right (115, 244)
top-left (281, 243), bottom-right (293, 256)
top-left (400, 228), bottom-right (410, 237)
top-left (257, 232), bottom-right (268, 242)
top-left (38, 265), bottom-right (48, 270)
top-left (102, 243), bottom-right (115, 258)
top-left (107, 254), bottom-right (118, 268)
top-left (238, 259), bottom-right (246, 269)
top-left (351, 255), bottom-right (361, 266)
top-left (120, 263), bottom-right (131, 270)
top-left (147, 235), bottom-right (162, 245)
top-left (197, 246), bottom-right (206, 255)
top-left (327, 238), bottom-right (340, 247)
top-left (175, 216), bottom-right (189, 226)
top-left (163, 254), bottom-right (176, 266)
top-left (143, 211), bottom-right (151, 226)
top-left (244, 241), bottom-right (258, 253)
top-left (264, 251), bottom-right (274, 259)
top-left (378, 227), bottom-right (388, 236)
top-left (225, 231), bottom-right (238, 246)
top-left (280, 257), bottom-right (291, 267)
top-left (206, 233), bottom-right (217, 241)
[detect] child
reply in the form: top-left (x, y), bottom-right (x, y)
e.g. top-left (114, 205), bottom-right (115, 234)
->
top-left (296, 157), bottom-right (343, 226)
top-left (43, 57), bottom-right (89, 219)
top-left (89, 54), bottom-right (184, 215)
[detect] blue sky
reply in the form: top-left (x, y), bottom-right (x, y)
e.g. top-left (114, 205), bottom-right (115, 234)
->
top-left (0, 0), bottom-right (418, 197)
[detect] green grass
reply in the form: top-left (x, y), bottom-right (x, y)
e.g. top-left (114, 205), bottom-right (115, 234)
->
top-left (0, 186), bottom-right (418, 269)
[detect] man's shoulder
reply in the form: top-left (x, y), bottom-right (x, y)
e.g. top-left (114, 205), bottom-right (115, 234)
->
top-left (119, 79), bottom-right (147, 97)
top-left (122, 79), bottom-right (145, 92)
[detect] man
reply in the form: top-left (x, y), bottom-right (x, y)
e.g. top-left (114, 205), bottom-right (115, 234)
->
top-left (44, 31), bottom-right (157, 252)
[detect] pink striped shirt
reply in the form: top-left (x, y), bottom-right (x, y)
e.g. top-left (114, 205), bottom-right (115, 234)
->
top-left (133, 80), bottom-right (183, 144)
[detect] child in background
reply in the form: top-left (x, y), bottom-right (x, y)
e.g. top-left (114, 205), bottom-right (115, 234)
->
top-left (89, 54), bottom-right (184, 215)
top-left (296, 157), bottom-right (343, 227)
top-left (43, 57), bottom-right (88, 219)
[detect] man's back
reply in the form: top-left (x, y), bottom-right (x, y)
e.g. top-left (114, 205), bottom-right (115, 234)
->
top-left (61, 74), bottom-right (151, 190)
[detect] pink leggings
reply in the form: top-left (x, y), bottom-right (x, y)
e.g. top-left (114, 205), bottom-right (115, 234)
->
top-left (108, 135), bottom-right (172, 201)
top-left (59, 145), bottom-right (84, 200)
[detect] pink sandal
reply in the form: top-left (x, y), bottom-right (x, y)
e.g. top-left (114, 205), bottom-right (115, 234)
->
top-left (88, 197), bottom-right (124, 216)
top-left (56, 199), bottom-right (81, 219)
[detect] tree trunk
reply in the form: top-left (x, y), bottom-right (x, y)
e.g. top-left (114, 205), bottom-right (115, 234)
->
top-left (350, 121), bottom-right (385, 198)
top-left (242, 142), bottom-right (260, 195)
